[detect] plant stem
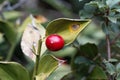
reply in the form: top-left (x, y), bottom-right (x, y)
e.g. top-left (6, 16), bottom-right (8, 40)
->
top-left (32, 55), bottom-right (40, 80)
top-left (105, 8), bottom-right (111, 60)
top-left (32, 39), bottom-right (42, 80)
top-left (106, 34), bottom-right (111, 60)
top-left (5, 44), bottom-right (16, 61)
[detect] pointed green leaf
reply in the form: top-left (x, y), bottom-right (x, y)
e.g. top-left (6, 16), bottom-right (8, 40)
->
top-left (108, 16), bottom-right (117, 23)
top-left (47, 65), bottom-right (71, 80)
top-left (0, 61), bottom-right (30, 80)
top-left (46, 18), bottom-right (91, 45)
top-left (104, 62), bottom-right (116, 75)
top-left (36, 55), bottom-right (59, 80)
top-left (87, 65), bottom-right (107, 79)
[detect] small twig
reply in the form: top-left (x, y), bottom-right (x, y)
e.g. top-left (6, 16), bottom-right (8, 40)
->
top-left (111, 33), bottom-right (120, 45)
top-left (106, 34), bottom-right (111, 60)
top-left (0, 0), bottom-right (26, 20)
top-left (105, 8), bottom-right (111, 60)
top-left (0, 0), bottom-right (26, 12)
top-left (0, 0), bottom-right (9, 20)
top-left (4, 0), bottom-right (26, 11)
top-left (93, 53), bottom-right (101, 61)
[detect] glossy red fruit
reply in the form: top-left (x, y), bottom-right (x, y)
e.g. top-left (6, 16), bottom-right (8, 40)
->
top-left (45, 34), bottom-right (64, 51)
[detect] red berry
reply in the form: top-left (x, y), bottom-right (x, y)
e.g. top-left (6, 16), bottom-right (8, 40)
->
top-left (45, 34), bottom-right (64, 51)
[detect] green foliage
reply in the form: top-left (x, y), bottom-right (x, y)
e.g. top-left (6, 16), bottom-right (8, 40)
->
top-left (0, 62), bottom-right (30, 80)
top-left (1, 0), bottom-right (120, 80)
top-left (80, 0), bottom-right (120, 34)
top-left (0, 20), bottom-right (21, 61)
top-left (79, 0), bottom-right (120, 79)
top-left (104, 61), bottom-right (116, 75)
top-left (69, 43), bottom-right (103, 79)
top-left (3, 11), bottom-right (22, 22)
top-left (0, 20), bottom-right (17, 45)
top-left (79, 43), bottom-right (98, 60)
top-left (36, 55), bottom-right (58, 80)
top-left (87, 65), bottom-right (107, 79)
top-left (47, 65), bottom-right (71, 80)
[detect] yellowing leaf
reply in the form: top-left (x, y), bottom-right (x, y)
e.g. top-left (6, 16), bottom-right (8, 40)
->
top-left (46, 18), bottom-right (91, 45)
top-left (21, 15), bottom-right (46, 61)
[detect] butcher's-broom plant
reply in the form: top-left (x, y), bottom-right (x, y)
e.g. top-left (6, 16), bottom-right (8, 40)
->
top-left (0, 15), bottom-right (91, 80)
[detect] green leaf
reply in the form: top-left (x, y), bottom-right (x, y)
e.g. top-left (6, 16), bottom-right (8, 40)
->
top-left (104, 62), bottom-right (116, 75)
top-left (79, 1), bottom-right (98, 19)
top-left (0, 20), bottom-right (17, 45)
top-left (108, 16), bottom-right (117, 23)
top-left (110, 23), bottom-right (120, 33)
top-left (87, 1), bottom-right (106, 9)
top-left (106, 0), bottom-right (120, 8)
top-left (3, 11), bottom-right (21, 21)
top-left (74, 56), bottom-right (93, 65)
top-left (0, 32), bottom-right (4, 43)
top-left (36, 55), bottom-right (59, 80)
top-left (71, 56), bottom-right (93, 79)
top-left (116, 72), bottom-right (120, 80)
top-left (115, 9), bottom-right (120, 12)
top-left (0, 61), bottom-right (30, 80)
top-left (116, 63), bottom-right (120, 72)
top-left (79, 0), bottom-right (83, 2)
top-left (84, 3), bottom-right (97, 13)
top-left (61, 72), bottom-right (75, 80)
top-left (108, 58), bottom-right (118, 62)
top-left (79, 43), bottom-right (99, 61)
top-left (87, 65), bottom-right (107, 79)
top-left (46, 46), bottom-right (77, 57)
top-left (47, 65), bottom-right (71, 80)
top-left (102, 22), bottom-right (109, 34)
top-left (46, 18), bottom-right (91, 45)
top-left (79, 10), bottom-right (93, 19)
